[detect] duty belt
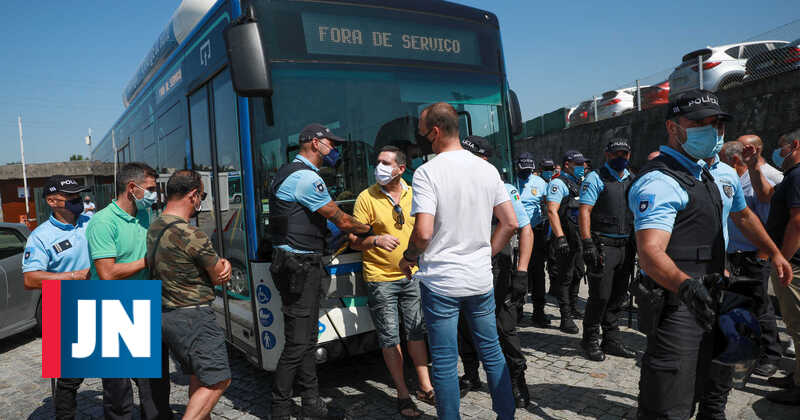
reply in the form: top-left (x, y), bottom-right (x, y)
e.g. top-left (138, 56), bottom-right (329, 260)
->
top-left (594, 234), bottom-right (629, 247)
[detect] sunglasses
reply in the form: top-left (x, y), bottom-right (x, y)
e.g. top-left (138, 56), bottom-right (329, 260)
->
top-left (197, 192), bottom-right (208, 201)
top-left (393, 204), bottom-right (405, 226)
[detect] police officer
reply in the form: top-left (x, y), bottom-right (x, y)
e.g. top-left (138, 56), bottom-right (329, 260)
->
top-left (546, 150), bottom-right (587, 334)
top-left (516, 153), bottom-right (551, 327)
top-left (269, 123), bottom-right (373, 420)
top-left (578, 140), bottom-right (637, 361)
top-left (458, 136), bottom-right (531, 407)
top-left (22, 175), bottom-right (91, 420)
top-left (628, 90), bottom-right (791, 418)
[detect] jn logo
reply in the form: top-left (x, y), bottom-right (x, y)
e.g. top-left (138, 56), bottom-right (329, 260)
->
top-left (42, 280), bottom-right (161, 378)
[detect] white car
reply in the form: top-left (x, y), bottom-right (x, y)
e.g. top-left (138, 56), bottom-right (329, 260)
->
top-left (668, 40), bottom-right (788, 97)
top-left (596, 88), bottom-right (638, 121)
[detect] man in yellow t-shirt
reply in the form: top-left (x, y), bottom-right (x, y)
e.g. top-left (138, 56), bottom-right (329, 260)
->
top-left (350, 145), bottom-right (434, 417)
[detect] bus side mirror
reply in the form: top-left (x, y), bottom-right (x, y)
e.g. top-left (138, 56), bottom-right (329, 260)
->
top-left (509, 89), bottom-right (523, 136)
top-left (224, 8), bottom-right (273, 97)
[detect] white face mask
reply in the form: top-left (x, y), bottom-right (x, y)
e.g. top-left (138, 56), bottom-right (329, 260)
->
top-left (375, 163), bottom-right (397, 186)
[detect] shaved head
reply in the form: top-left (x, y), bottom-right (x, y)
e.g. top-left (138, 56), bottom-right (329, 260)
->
top-left (737, 134), bottom-right (763, 149)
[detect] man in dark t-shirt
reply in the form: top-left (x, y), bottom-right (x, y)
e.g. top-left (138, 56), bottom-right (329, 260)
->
top-left (147, 170), bottom-right (233, 418)
top-left (764, 131), bottom-right (800, 405)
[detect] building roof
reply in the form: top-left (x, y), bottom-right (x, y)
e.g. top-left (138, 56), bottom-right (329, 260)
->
top-left (0, 160), bottom-right (115, 180)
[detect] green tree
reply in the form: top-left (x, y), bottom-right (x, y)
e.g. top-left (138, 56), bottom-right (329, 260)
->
top-left (69, 154), bottom-right (84, 161)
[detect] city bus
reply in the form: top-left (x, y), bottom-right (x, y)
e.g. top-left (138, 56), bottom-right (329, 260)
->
top-left (92, 0), bottom-right (523, 371)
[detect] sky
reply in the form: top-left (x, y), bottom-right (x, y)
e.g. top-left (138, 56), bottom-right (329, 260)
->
top-left (0, 0), bottom-right (797, 164)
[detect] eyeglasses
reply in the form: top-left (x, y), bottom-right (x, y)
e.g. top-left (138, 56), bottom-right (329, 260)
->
top-left (198, 192), bottom-right (208, 201)
top-left (393, 204), bottom-right (405, 227)
top-left (417, 128), bottom-right (433, 139)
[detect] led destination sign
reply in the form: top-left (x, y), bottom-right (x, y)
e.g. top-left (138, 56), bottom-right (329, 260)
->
top-left (302, 13), bottom-right (481, 66)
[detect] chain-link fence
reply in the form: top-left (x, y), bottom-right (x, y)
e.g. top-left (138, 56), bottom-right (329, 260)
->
top-left (518, 19), bottom-right (800, 139)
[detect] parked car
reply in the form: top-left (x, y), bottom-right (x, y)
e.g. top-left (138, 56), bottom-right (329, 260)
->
top-left (568, 99), bottom-right (596, 126)
top-left (634, 80), bottom-right (670, 110)
top-left (744, 38), bottom-right (800, 83)
top-left (0, 223), bottom-right (41, 340)
top-left (596, 88), bottom-right (636, 121)
top-left (668, 40), bottom-right (788, 97)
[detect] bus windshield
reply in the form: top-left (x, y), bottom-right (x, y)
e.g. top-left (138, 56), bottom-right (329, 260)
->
top-left (251, 63), bottom-right (510, 259)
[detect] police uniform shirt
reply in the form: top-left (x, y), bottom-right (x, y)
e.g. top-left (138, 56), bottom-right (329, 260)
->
top-left (22, 214), bottom-right (91, 273)
top-left (505, 183), bottom-right (531, 229)
top-left (579, 163), bottom-right (632, 238)
top-left (274, 155), bottom-right (334, 253)
top-left (628, 145), bottom-right (746, 249)
top-left (546, 172), bottom-right (580, 204)
top-left (518, 174), bottom-right (548, 227)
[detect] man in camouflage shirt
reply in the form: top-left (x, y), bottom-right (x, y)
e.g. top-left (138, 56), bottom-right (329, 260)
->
top-left (147, 170), bottom-right (232, 419)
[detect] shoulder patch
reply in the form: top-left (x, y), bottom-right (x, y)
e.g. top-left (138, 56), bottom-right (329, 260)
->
top-left (637, 193), bottom-right (655, 215)
top-left (582, 183), bottom-right (589, 192)
top-left (722, 184), bottom-right (733, 198)
top-left (24, 247), bottom-right (32, 260)
top-left (531, 187), bottom-right (538, 196)
top-left (312, 180), bottom-right (325, 193)
top-left (550, 185), bottom-right (559, 193)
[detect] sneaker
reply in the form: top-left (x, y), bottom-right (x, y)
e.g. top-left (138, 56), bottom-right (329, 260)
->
top-left (786, 340), bottom-right (796, 357)
top-left (300, 397), bottom-right (345, 419)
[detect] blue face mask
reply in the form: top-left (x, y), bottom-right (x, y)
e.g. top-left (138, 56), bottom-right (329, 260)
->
top-left (573, 166), bottom-right (585, 179)
top-left (321, 143), bottom-right (340, 168)
top-left (541, 170), bottom-right (553, 181)
top-left (772, 148), bottom-right (787, 169)
top-left (65, 197), bottom-right (85, 219)
top-left (608, 157), bottom-right (629, 172)
top-left (682, 124), bottom-right (724, 159)
top-left (134, 184), bottom-right (157, 211)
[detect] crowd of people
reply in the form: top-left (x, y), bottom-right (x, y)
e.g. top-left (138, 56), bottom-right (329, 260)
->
top-left (18, 89), bottom-right (800, 420)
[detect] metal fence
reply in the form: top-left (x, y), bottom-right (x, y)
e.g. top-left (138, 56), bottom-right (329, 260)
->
top-left (521, 19), bottom-right (800, 138)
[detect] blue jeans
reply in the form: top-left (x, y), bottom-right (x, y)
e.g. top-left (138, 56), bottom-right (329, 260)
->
top-left (420, 283), bottom-right (515, 420)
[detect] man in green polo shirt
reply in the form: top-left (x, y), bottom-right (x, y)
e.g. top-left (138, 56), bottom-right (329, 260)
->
top-left (86, 162), bottom-right (172, 420)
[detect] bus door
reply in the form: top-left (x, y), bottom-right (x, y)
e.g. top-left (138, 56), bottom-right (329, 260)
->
top-left (188, 68), bottom-right (259, 363)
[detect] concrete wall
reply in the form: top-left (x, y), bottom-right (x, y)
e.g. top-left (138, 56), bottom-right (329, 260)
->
top-left (514, 71), bottom-right (800, 170)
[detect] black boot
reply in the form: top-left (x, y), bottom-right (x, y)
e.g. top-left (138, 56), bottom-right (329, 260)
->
top-left (559, 310), bottom-right (579, 334)
top-left (580, 336), bottom-right (605, 361)
top-left (514, 374), bottom-right (530, 408)
top-left (300, 397), bottom-right (345, 419)
top-left (459, 371), bottom-right (481, 397)
top-left (602, 340), bottom-right (637, 359)
top-left (532, 307), bottom-right (550, 328)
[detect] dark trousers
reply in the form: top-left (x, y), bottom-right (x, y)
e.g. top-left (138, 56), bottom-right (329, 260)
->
top-left (56, 341), bottom-right (171, 420)
top-left (271, 250), bottom-right (324, 416)
top-left (727, 252), bottom-right (782, 362)
top-left (583, 239), bottom-right (634, 342)
top-left (460, 255), bottom-right (526, 380)
top-left (55, 377), bottom-right (84, 420)
top-left (549, 241), bottom-right (582, 315)
top-left (638, 302), bottom-right (718, 419)
top-left (528, 225), bottom-right (548, 311)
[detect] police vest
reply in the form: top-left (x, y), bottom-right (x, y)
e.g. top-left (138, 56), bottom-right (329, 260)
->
top-left (636, 154), bottom-right (725, 278)
top-left (557, 175), bottom-right (581, 242)
top-left (269, 162), bottom-right (328, 252)
top-left (591, 166), bottom-right (634, 237)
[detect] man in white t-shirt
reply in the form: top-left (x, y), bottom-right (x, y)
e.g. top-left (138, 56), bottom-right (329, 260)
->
top-left (398, 102), bottom-right (518, 420)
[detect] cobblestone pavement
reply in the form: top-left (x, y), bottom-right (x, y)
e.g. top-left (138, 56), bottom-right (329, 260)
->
top-left (2, 292), bottom-right (798, 419)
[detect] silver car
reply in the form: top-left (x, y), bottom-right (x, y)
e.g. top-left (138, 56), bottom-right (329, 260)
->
top-left (0, 222), bottom-right (41, 340)
top-left (668, 40), bottom-right (788, 97)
